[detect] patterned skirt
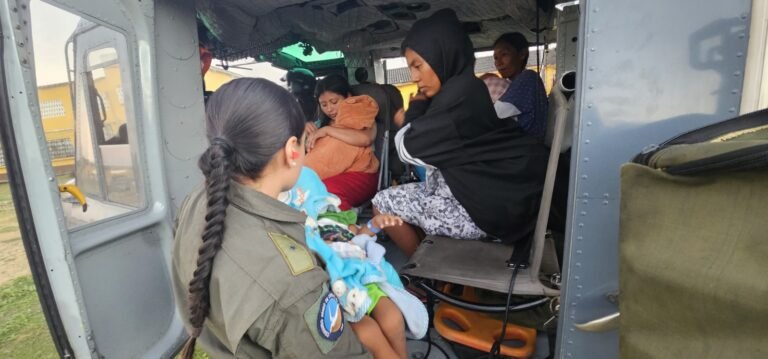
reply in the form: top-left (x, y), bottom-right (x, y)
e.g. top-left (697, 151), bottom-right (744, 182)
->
top-left (372, 169), bottom-right (486, 240)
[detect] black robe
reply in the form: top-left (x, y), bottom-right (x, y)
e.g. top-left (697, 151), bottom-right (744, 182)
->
top-left (400, 9), bottom-right (548, 243)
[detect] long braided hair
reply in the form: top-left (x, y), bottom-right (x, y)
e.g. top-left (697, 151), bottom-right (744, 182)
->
top-left (180, 78), bottom-right (305, 359)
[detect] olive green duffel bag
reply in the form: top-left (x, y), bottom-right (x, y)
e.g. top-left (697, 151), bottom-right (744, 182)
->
top-left (620, 109), bottom-right (768, 359)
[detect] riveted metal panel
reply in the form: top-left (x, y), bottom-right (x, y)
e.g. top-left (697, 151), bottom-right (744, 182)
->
top-left (154, 0), bottom-right (207, 214)
top-left (557, 0), bottom-right (751, 357)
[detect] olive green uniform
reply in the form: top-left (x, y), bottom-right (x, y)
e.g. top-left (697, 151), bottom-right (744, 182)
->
top-left (172, 182), bottom-right (371, 358)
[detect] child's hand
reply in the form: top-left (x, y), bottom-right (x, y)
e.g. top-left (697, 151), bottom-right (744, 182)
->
top-left (307, 128), bottom-right (327, 152)
top-left (304, 122), bottom-right (318, 137)
top-left (371, 214), bottom-right (403, 230)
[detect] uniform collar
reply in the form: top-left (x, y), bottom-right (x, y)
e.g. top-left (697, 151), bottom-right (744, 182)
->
top-left (229, 182), bottom-right (306, 224)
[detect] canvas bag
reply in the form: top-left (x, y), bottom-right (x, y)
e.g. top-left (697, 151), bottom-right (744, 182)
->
top-left (620, 109), bottom-right (768, 358)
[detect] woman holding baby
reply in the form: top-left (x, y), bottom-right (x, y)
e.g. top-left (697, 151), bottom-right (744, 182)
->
top-left (304, 75), bottom-right (380, 210)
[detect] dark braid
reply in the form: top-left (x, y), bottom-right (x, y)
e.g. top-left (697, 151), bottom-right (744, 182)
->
top-left (180, 142), bottom-right (232, 358)
top-left (179, 78), bottom-right (305, 358)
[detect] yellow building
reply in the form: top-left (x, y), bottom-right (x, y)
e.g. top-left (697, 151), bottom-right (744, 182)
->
top-left (35, 80), bottom-right (77, 175)
top-left (205, 67), bottom-right (242, 91)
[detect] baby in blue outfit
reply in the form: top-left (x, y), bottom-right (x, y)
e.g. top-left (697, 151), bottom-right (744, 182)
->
top-left (279, 167), bottom-right (428, 355)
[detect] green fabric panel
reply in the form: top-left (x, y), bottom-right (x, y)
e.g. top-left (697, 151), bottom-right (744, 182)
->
top-left (619, 163), bottom-right (768, 359)
top-left (268, 232), bottom-right (315, 276)
top-left (318, 210), bottom-right (358, 226)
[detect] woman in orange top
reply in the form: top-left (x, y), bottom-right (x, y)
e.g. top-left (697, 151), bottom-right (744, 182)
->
top-left (306, 75), bottom-right (379, 209)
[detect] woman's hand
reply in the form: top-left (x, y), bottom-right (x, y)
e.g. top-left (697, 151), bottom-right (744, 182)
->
top-left (307, 127), bottom-right (329, 152)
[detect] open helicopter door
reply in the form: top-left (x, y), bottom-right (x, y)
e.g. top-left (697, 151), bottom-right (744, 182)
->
top-left (0, 0), bottom-right (206, 357)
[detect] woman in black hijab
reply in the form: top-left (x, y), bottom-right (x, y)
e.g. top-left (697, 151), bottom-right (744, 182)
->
top-left (372, 9), bottom-right (548, 257)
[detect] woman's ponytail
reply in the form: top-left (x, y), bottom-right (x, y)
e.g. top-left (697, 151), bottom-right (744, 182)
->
top-left (181, 139), bottom-right (233, 359)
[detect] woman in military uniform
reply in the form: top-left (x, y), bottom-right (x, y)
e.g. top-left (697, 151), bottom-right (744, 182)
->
top-left (172, 78), bottom-right (370, 358)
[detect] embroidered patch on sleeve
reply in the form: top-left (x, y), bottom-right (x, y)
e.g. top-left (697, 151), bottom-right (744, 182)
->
top-left (304, 290), bottom-right (344, 354)
top-left (268, 232), bottom-right (314, 276)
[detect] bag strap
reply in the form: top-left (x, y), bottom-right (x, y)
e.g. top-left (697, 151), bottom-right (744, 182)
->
top-left (665, 108), bottom-right (768, 146)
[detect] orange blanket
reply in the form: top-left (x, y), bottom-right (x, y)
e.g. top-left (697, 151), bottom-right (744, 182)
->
top-left (305, 95), bottom-right (380, 179)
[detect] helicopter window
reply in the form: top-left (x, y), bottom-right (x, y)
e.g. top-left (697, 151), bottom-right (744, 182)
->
top-left (28, 0), bottom-right (145, 228)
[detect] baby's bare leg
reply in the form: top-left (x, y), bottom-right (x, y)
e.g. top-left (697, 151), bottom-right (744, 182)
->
top-left (371, 298), bottom-right (407, 359)
top-left (350, 316), bottom-right (399, 359)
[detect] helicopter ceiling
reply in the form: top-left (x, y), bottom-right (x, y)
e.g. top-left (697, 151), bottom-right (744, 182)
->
top-left (196, 0), bottom-right (559, 61)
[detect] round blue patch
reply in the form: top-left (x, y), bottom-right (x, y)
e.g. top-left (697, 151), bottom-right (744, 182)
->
top-left (317, 292), bottom-right (344, 341)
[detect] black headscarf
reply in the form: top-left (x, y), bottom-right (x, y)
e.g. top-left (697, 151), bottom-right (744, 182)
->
top-left (402, 9), bottom-right (476, 83)
top-left (400, 9), bottom-right (548, 243)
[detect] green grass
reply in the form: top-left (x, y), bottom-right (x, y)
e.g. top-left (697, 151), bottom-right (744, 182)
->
top-left (0, 276), bottom-right (57, 359)
top-left (194, 349), bottom-right (212, 359)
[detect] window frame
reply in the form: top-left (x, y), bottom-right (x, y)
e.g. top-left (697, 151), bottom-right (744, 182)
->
top-left (63, 20), bottom-right (149, 229)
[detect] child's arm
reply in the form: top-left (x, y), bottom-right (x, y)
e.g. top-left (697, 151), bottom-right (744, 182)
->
top-left (323, 124), bottom-right (377, 147)
top-left (358, 214), bottom-right (403, 237)
top-left (308, 126), bottom-right (376, 151)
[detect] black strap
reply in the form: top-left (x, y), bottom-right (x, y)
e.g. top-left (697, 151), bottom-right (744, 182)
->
top-left (666, 107), bottom-right (768, 146)
top-left (665, 143), bottom-right (768, 175)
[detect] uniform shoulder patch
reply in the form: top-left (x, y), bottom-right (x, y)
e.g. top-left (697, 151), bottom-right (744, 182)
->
top-left (317, 292), bottom-right (344, 341)
top-left (268, 232), bottom-right (314, 276)
top-left (304, 290), bottom-right (344, 354)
